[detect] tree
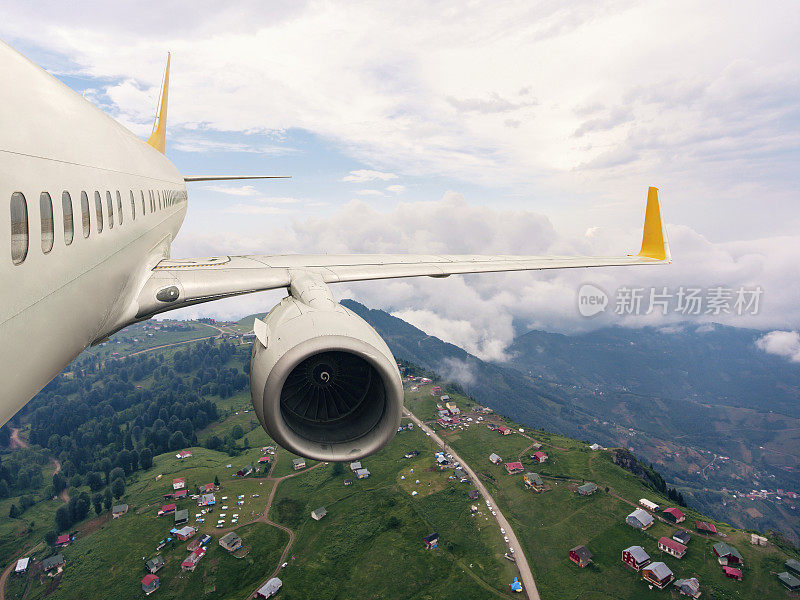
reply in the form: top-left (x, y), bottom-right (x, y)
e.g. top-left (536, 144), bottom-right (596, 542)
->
top-left (109, 467), bottom-right (125, 484)
top-left (169, 431), bottom-right (187, 451)
top-left (103, 488), bottom-right (113, 511)
top-left (100, 458), bottom-right (112, 483)
top-left (52, 472), bottom-right (66, 494)
top-left (8, 503), bottom-right (18, 519)
top-left (44, 530), bottom-right (57, 546)
top-left (214, 474), bottom-right (220, 486)
top-left (69, 474), bottom-right (82, 489)
top-left (86, 471), bottom-right (104, 492)
top-left (92, 493), bottom-right (103, 515)
top-left (140, 448), bottom-right (153, 470)
top-left (332, 463), bottom-right (344, 476)
top-left (111, 477), bottom-right (125, 499)
top-left (55, 505), bottom-right (71, 531)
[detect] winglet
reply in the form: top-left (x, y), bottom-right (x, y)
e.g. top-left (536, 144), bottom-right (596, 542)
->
top-left (147, 53), bottom-right (170, 154)
top-left (637, 186), bottom-right (670, 262)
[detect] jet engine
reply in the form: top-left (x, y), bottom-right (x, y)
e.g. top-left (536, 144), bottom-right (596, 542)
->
top-left (249, 273), bottom-right (403, 461)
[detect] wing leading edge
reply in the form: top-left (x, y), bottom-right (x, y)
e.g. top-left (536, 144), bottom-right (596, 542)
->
top-left (135, 187), bottom-right (670, 320)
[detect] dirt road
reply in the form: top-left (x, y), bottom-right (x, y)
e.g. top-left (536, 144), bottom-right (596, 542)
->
top-left (404, 408), bottom-right (541, 600)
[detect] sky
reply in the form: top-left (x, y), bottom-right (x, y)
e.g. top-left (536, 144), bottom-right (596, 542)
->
top-left (2, 1), bottom-right (799, 361)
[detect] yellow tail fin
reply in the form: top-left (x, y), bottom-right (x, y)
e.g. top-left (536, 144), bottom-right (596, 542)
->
top-left (147, 53), bottom-right (170, 154)
top-left (637, 186), bottom-right (670, 261)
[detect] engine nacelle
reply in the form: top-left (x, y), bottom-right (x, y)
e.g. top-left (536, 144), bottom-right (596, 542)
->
top-left (249, 275), bottom-right (403, 461)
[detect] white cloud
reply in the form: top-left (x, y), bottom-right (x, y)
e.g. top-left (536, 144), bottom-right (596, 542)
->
top-left (386, 184), bottom-right (405, 194)
top-left (356, 189), bottom-right (384, 197)
top-left (203, 185), bottom-right (259, 196)
top-left (756, 330), bottom-right (800, 363)
top-left (172, 192), bottom-right (800, 360)
top-left (342, 170), bottom-right (399, 183)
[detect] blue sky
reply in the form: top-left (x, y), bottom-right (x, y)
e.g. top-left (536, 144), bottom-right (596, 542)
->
top-left (2, 1), bottom-right (800, 360)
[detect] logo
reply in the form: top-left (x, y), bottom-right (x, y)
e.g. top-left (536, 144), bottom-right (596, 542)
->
top-left (577, 284), bottom-right (608, 317)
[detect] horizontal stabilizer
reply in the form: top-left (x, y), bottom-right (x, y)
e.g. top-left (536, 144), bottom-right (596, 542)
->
top-left (184, 175), bottom-right (291, 182)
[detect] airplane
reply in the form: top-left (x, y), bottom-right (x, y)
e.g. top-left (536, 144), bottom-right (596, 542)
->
top-left (0, 41), bottom-right (670, 461)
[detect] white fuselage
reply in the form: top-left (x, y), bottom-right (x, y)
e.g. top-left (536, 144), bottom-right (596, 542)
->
top-left (0, 40), bottom-right (187, 425)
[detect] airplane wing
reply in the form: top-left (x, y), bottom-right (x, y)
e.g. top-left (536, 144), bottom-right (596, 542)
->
top-left (135, 187), bottom-right (669, 320)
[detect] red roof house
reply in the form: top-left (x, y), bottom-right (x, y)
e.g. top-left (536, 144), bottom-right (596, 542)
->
top-left (723, 566), bottom-right (743, 580)
top-left (505, 462), bottom-right (524, 474)
top-left (56, 534), bottom-right (70, 546)
top-left (658, 536), bottom-right (687, 559)
top-left (532, 451), bottom-right (548, 463)
top-left (172, 477), bottom-right (185, 490)
top-left (174, 489), bottom-right (187, 499)
top-left (160, 503), bottom-right (176, 515)
top-left (696, 521), bottom-right (717, 534)
top-left (258, 456), bottom-right (271, 463)
top-left (176, 450), bottom-right (192, 459)
top-left (663, 507), bottom-right (686, 523)
top-left (181, 547), bottom-right (206, 572)
top-left (621, 546), bottom-right (651, 571)
top-left (497, 426), bottom-right (512, 435)
top-left (141, 574), bottom-right (160, 595)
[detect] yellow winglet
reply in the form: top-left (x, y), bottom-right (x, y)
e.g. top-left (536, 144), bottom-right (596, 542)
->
top-left (637, 186), bottom-right (670, 262)
top-left (147, 53), bottom-right (170, 154)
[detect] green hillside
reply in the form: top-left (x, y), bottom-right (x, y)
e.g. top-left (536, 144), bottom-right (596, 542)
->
top-left (2, 321), bottom-right (798, 599)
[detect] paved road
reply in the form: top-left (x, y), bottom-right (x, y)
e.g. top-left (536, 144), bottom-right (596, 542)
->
top-left (404, 408), bottom-right (541, 600)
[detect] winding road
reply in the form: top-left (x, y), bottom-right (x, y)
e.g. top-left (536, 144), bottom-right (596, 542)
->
top-left (404, 408), bottom-right (541, 600)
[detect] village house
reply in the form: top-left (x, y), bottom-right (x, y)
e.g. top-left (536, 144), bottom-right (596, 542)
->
top-left (181, 547), bottom-right (206, 572)
top-left (626, 508), bottom-right (654, 530)
top-left (258, 456), bottom-right (271, 465)
top-left (673, 530), bottom-right (691, 545)
top-left (658, 536), bottom-right (687, 559)
top-left (236, 465), bottom-right (253, 477)
top-left (356, 468), bottom-right (371, 479)
top-left (532, 451), bottom-right (548, 463)
top-left (642, 562), bottom-right (674, 589)
top-left (56, 534), bottom-right (70, 547)
top-left (786, 559), bottom-right (800, 577)
top-left (145, 556), bottom-right (165, 574)
top-left (292, 458), bottom-right (306, 470)
top-left (404, 450), bottom-right (419, 459)
top-left (750, 534), bottom-right (768, 546)
top-left (198, 483), bottom-right (215, 494)
top-left (497, 426), bottom-right (512, 435)
top-left (311, 507), bottom-right (327, 521)
top-left (199, 493), bottom-right (215, 507)
top-left (722, 566), bottom-right (742, 580)
top-left (778, 572), bottom-right (800, 591)
top-left (468, 490), bottom-right (480, 500)
top-left (663, 507), bottom-right (686, 523)
top-left (423, 532), bottom-right (439, 549)
top-left (639, 498), bottom-right (660, 511)
top-left (505, 462), bottom-right (524, 475)
top-left (431, 386), bottom-right (442, 396)
top-left (219, 532), bottom-right (243, 552)
top-left (188, 535), bottom-right (212, 552)
top-left (523, 472), bottom-right (544, 491)
top-left (176, 450), bottom-right (192, 459)
top-left (112, 504), bottom-right (128, 518)
top-left (173, 489), bottom-right (187, 500)
top-left (673, 577), bottom-right (701, 598)
top-left (489, 453), bottom-right (502, 465)
top-left (349, 461), bottom-right (362, 471)
top-left (454, 468), bottom-right (468, 482)
top-left (569, 545), bottom-right (592, 567)
top-left (141, 574), bottom-right (160, 595)
top-left (589, 443), bottom-right (602, 451)
top-left (176, 526), bottom-right (196, 541)
top-left (14, 558), bottom-right (29, 574)
top-left (695, 521), bottom-right (717, 534)
top-left (174, 509), bottom-right (189, 525)
top-left (256, 578), bottom-right (283, 599)
top-left (344, 479), bottom-right (353, 486)
top-left (41, 554), bottom-right (65, 573)
top-left (713, 542), bottom-right (744, 566)
top-left (577, 482), bottom-right (598, 496)
top-left (172, 477), bottom-right (185, 490)
top-left (621, 546), bottom-right (650, 571)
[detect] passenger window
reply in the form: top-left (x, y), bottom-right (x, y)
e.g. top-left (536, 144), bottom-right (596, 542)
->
top-left (141, 190), bottom-right (146, 215)
top-left (106, 191), bottom-right (114, 229)
top-left (81, 192), bottom-right (90, 237)
top-left (10, 192), bottom-right (28, 265)
top-left (158, 190), bottom-right (162, 210)
top-left (62, 191), bottom-right (74, 246)
top-left (40, 192), bottom-right (54, 254)
top-left (94, 191), bottom-right (103, 233)
top-left (116, 191), bottom-right (123, 225)
top-left (130, 191), bottom-right (136, 220)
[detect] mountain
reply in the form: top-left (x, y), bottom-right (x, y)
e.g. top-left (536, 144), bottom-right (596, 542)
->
top-left (342, 300), bottom-right (800, 543)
